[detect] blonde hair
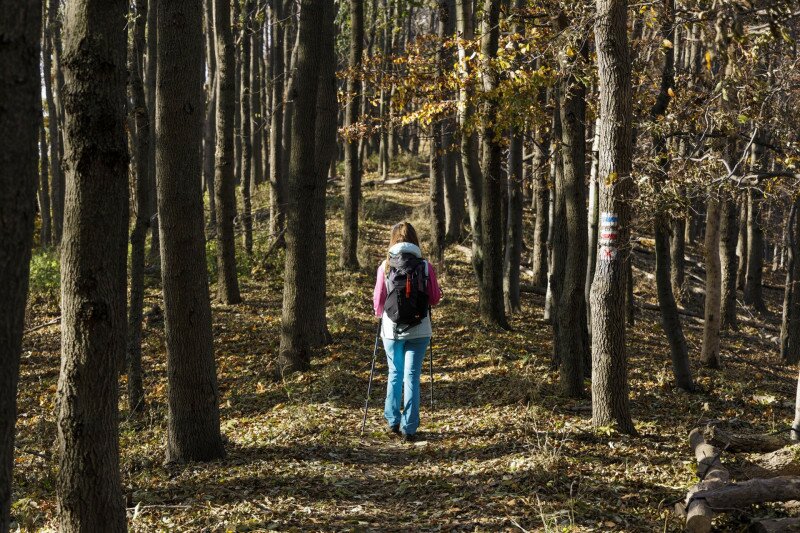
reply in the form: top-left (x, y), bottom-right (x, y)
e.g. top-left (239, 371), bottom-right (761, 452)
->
top-left (384, 222), bottom-right (420, 274)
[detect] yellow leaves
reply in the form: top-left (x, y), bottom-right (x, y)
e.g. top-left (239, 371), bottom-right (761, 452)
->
top-left (662, 39), bottom-right (673, 49)
top-left (605, 171), bottom-right (619, 186)
top-left (566, 46), bottom-right (576, 58)
top-left (667, 87), bottom-right (676, 98)
top-left (705, 50), bottom-right (713, 72)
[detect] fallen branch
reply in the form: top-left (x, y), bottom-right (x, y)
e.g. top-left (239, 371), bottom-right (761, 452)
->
top-left (677, 428), bottom-right (730, 533)
top-left (749, 517), bottom-right (800, 532)
top-left (363, 173), bottom-right (427, 187)
top-left (24, 317), bottom-right (61, 335)
top-left (740, 444), bottom-right (800, 479)
top-left (703, 424), bottom-right (789, 454)
top-left (691, 476), bottom-right (800, 509)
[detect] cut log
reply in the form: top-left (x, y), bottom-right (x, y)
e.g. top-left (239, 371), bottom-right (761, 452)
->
top-left (741, 445), bottom-right (800, 479)
top-left (680, 428), bottom-right (730, 533)
top-left (362, 173), bottom-right (426, 187)
top-left (692, 476), bottom-right (800, 509)
top-left (704, 424), bottom-right (790, 454)
top-left (749, 518), bottom-right (800, 533)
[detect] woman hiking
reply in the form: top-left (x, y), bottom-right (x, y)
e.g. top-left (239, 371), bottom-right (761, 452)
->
top-left (373, 222), bottom-right (442, 442)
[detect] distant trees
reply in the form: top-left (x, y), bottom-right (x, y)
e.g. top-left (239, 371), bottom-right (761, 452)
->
top-left (56, 0), bottom-right (128, 529)
top-left (156, 0), bottom-right (224, 462)
top-left (0, 1), bottom-right (41, 529)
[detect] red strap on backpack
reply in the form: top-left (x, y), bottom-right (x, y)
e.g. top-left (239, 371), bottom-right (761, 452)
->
top-left (405, 276), bottom-right (411, 298)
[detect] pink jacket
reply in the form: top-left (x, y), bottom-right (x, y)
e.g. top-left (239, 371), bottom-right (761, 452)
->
top-left (373, 261), bottom-right (442, 317)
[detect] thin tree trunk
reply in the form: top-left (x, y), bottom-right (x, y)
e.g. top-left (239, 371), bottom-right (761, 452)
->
top-left (670, 216), bottom-right (686, 297)
top-left (430, 119), bottom-right (446, 264)
top-left (736, 191), bottom-right (748, 289)
top-left (146, 0), bottom-right (159, 264)
top-left (250, 17), bottom-right (264, 193)
top-left (0, 2), bottom-right (40, 528)
top-left (240, 0), bottom-right (253, 255)
top-left (278, 0), bottom-right (327, 374)
top-left (269, 0), bottom-right (285, 239)
top-left (590, 0), bottom-right (635, 434)
top-left (531, 121), bottom-right (550, 289)
top-left (127, 0), bottom-right (150, 414)
top-left (701, 197), bottom-right (722, 368)
top-left (44, 0), bottom-right (64, 245)
top-left (203, 2), bottom-right (217, 230)
top-left (781, 201), bottom-right (800, 364)
top-left (744, 188), bottom-right (767, 312)
top-left (504, 125), bottom-right (523, 315)
top-left (38, 116), bottom-right (52, 247)
top-left (156, 0), bottom-right (225, 462)
top-left (341, 0), bottom-right (364, 270)
top-left (544, 106), bottom-right (561, 324)
top-left (586, 117), bottom-right (599, 325)
top-left (56, 0), bottom-right (127, 528)
top-left (214, 0), bottom-right (242, 304)
top-left (720, 194), bottom-right (739, 329)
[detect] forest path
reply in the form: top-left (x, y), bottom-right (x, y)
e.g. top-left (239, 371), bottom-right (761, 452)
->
top-left (15, 171), bottom-right (792, 531)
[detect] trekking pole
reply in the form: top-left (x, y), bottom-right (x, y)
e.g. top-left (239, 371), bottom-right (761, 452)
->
top-left (429, 307), bottom-right (434, 410)
top-left (361, 319), bottom-right (382, 437)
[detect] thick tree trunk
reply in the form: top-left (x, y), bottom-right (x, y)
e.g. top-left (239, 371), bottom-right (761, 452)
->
top-left (557, 35), bottom-right (590, 396)
top-left (744, 188), bottom-right (767, 312)
top-left (720, 195), bottom-right (739, 329)
top-left (239, 0), bottom-right (253, 255)
top-left (701, 197), bottom-right (722, 368)
top-left (309, 0), bottom-right (338, 346)
top-left (56, 0), bottom-right (127, 529)
top-left (156, 0), bottom-right (225, 462)
top-left (127, 0), bottom-right (150, 414)
top-left (269, 0), bottom-right (285, 239)
top-left (590, 0), bottom-right (635, 434)
top-left (478, 0), bottom-right (507, 329)
top-left (341, 0), bottom-right (364, 270)
top-left (780, 201), bottom-right (800, 364)
top-left (0, 2), bottom-right (40, 529)
top-left (213, 0), bottom-right (242, 304)
top-left (277, 0), bottom-right (327, 374)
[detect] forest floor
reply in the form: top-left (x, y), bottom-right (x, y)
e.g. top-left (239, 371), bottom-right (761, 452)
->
top-left (15, 158), bottom-right (793, 532)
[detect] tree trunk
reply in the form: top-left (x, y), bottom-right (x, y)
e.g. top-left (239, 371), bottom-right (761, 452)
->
top-left (310, 0), bottom-right (338, 346)
top-left (671, 215), bottom-right (686, 297)
top-left (720, 195), bottom-right (739, 329)
top-left (781, 201), bottom-right (800, 364)
top-left (56, 0), bottom-right (127, 528)
top-left (341, 0), bottom-right (364, 270)
top-left (744, 188), bottom-right (767, 312)
top-left (649, 0), bottom-right (693, 392)
top-left (38, 116), bottom-right (52, 247)
top-left (531, 122), bottom-right (550, 289)
top-left (250, 19), bottom-right (263, 193)
top-left (277, 0), bottom-right (328, 374)
top-left (127, 0), bottom-right (151, 414)
top-left (455, 0), bottom-right (483, 282)
top-left (213, 0), bottom-right (242, 304)
top-left (202, 3), bottom-right (217, 230)
top-left (44, 0), bottom-right (64, 245)
top-left (146, 0), bottom-right (160, 264)
top-left (544, 106), bottom-right (561, 325)
top-left (156, 0), bottom-right (225, 462)
top-left (586, 117), bottom-right (599, 325)
top-left (736, 192), bottom-right (748, 289)
top-left (504, 125), bottom-right (523, 315)
top-left (478, 0), bottom-right (507, 329)
top-left (0, 2), bottom-right (40, 529)
top-left (430, 121), bottom-right (446, 265)
top-left (701, 197), bottom-right (722, 368)
top-left (269, 0), bottom-right (285, 239)
top-left (590, 0), bottom-right (635, 434)
top-left (239, 0), bottom-right (253, 255)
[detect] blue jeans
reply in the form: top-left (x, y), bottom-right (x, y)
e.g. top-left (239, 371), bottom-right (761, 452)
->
top-left (383, 336), bottom-right (430, 435)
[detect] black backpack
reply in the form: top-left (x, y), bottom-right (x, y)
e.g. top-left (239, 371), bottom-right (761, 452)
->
top-left (384, 253), bottom-right (429, 333)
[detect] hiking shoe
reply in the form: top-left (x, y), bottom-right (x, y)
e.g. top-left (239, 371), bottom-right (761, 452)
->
top-left (401, 432), bottom-right (418, 443)
top-left (386, 424), bottom-right (400, 435)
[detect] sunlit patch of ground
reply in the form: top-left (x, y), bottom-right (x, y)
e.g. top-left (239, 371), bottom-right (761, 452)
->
top-left (15, 159), bottom-right (789, 531)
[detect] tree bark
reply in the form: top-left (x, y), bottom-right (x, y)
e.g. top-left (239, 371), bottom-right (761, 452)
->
top-left (590, 0), bottom-right (635, 434)
top-left (156, 0), bottom-right (225, 463)
top-left (531, 121), bottom-right (550, 289)
top-left (744, 188), bottom-right (767, 312)
top-left (736, 192), bottom-right (748, 289)
top-left (127, 0), bottom-right (151, 414)
top-left (146, 0), bottom-right (160, 264)
top-left (56, 0), bottom-right (127, 528)
top-left (239, 0), bottom-right (253, 255)
top-left (277, 0), bottom-right (327, 374)
top-left (781, 201), bottom-right (800, 364)
top-left (268, 0), bottom-right (285, 239)
top-left (341, 0), bottom-right (364, 270)
top-left (0, 2), bottom-right (40, 529)
top-left (720, 194), bottom-right (739, 330)
top-left (586, 117), bottom-right (599, 326)
top-left (701, 197), bottom-right (722, 368)
top-left (213, 0), bottom-right (242, 304)
top-left (477, 0), bottom-right (507, 329)
top-left (250, 16), bottom-right (263, 193)
top-left (202, 3), bottom-right (217, 230)
top-left (38, 115), bottom-right (52, 247)
top-left (44, 0), bottom-right (64, 245)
